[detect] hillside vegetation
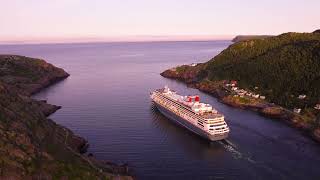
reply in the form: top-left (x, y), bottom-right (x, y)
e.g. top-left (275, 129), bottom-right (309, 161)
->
top-left (0, 55), bottom-right (132, 179)
top-left (0, 55), bottom-right (69, 95)
top-left (232, 35), bottom-right (274, 42)
top-left (161, 31), bottom-right (320, 142)
top-left (202, 32), bottom-right (320, 109)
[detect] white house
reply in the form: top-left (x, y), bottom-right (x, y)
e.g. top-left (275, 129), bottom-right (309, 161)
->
top-left (231, 87), bottom-right (238, 91)
top-left (298, 94), bottom-right (307, 99)
top-left (260, 96), bottom-right (266, 100)
top-left (315, 104), bottom-right (320, 110)
top-left (252, 94), bottom-right (260, 98)
top-left (293, 108), bottom-right (301, 114)
top-left (241, 90), bottom-right (248, 94)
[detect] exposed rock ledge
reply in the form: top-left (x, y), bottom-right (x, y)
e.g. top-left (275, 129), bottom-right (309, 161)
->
top-left (0, 55), bottom-right (132, 180)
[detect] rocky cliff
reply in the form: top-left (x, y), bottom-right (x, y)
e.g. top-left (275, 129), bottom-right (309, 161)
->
top-left (0, 55), bottom-right (132, 179)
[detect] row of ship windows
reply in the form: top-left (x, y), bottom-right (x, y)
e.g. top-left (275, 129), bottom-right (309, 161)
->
top-left (210, 127), bottom-right (225, 131)
top-left (156, 94), bottom-right (224, 129)
top-left (197, 123), bottom-right (204, 127)
top-left (209, 123), bottom-right (225, 127)
top-left (161, 95), bottom-right (198, 118)
top-left (162, 99), bottom-right (224, 130)
top-left (155, 94), bottom-right (203, 122)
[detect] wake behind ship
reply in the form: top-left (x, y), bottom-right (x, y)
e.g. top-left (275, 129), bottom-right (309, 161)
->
top-left (150, 86), bottom-right (230, 141)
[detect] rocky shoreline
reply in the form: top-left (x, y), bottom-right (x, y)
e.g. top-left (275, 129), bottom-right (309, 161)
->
top-left (0, 55), bottom-right (132, 179)
top-left (161, 66), bottom-right (320, 143)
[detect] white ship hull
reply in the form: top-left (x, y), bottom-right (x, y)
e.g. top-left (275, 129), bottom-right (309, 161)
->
top-left (153, 101), bottom-right (229, 141)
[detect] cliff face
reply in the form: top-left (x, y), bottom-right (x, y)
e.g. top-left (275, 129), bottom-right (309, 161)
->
top-left (0, 55), bottom-right (132, 179)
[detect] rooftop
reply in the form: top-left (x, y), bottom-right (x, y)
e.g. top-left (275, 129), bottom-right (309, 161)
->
top-left (201, 112), bottom-right (223, 119)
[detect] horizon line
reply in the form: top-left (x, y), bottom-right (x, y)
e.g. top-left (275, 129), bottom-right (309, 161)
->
top-left (0, 35), bottom-right (239, 45)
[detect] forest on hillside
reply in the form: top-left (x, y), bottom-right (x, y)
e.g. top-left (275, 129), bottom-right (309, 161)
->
top-left (199, 32), bottom-right (320, 109)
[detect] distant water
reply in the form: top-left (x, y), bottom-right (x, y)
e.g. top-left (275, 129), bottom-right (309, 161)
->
top-left (1, 41), bottom-right (320, 180)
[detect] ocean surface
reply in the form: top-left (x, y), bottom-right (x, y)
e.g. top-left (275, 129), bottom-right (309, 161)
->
top-left (1, 41), bottom-right (320, 180)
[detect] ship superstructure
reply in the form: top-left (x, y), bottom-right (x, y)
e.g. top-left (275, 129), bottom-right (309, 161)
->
top-left (150, 86), bottom-right (229, 141)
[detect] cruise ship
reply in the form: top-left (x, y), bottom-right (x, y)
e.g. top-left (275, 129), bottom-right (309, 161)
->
top-left (150, 86), bottom-right (229, 141)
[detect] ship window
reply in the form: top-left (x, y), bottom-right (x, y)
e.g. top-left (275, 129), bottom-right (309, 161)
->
top-left (197, 123), bottom-right (204, 127)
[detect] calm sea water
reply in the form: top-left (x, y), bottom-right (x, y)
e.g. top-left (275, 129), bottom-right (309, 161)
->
top-left (1, 41), bottom-right (320, 180)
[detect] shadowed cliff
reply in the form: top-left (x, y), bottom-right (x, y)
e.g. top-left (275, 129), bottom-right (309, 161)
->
top-left (0, 55), bottom-right (132, 180)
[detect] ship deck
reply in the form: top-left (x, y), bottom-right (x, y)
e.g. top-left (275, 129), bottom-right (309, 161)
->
top-left (155, 88), bottom-right (224, 119)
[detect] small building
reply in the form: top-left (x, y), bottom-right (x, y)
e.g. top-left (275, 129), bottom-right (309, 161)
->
top-left (238, 92), bottom-right (246, 97)
top-left (315, 104), bottom-right (320, 110)
top-left (238, 89), bottom-right (246, 93)
top-left (230, 80), bottom-right (238, 87)
top-left (298, 94), bottom-right (307, 99)
top-left (260, 96), bottom-right (266, 100)
top-left (293, 108), bottom-right (301, 114)
top-left (231, 87), bottom-right (238, 91)
top-left (190, 63), bottom-right (198, 67)
top-left (254, 86), bottom-right (259, 90)
top-left (225, 83), bottom-right (231, 87)
top-left (246, 92), bottom-right (252, 97)
top-left (252, 94), bottom-right (260, 98)
top-left (231, 80), bottom-right (237, 84)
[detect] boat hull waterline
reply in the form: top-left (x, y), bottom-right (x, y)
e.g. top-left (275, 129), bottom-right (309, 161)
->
top-left (153, 101), bottom-right (229, 141)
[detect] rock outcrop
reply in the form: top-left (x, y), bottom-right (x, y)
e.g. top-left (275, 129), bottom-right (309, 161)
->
top-left (0, 55), bottom-right (70, 95)
top-left (0, 55), bottom-right (132, 180)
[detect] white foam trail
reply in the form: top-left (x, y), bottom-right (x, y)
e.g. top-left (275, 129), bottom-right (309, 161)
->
top-left (218, 140), bottom-right (256, 163)
top-left (218, 140), bottom-right (288, 178)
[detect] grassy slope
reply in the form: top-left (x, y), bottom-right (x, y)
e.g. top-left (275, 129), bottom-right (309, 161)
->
top-left (161, 31), bottom-right (320, 142)
top-left (0, 83), bottom-right (108, 180)
top-left (0, 55), bottom-right (130, 179)
top-left (202, 32), bottom-right (320, 109)
top-left (232, 35), bottom-right (274, 42)
top-left (0, 55), bottom-right (69, 95)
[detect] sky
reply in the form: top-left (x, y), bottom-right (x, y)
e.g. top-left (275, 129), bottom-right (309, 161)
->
top-left (0, 0), bottom-right (319, 43)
